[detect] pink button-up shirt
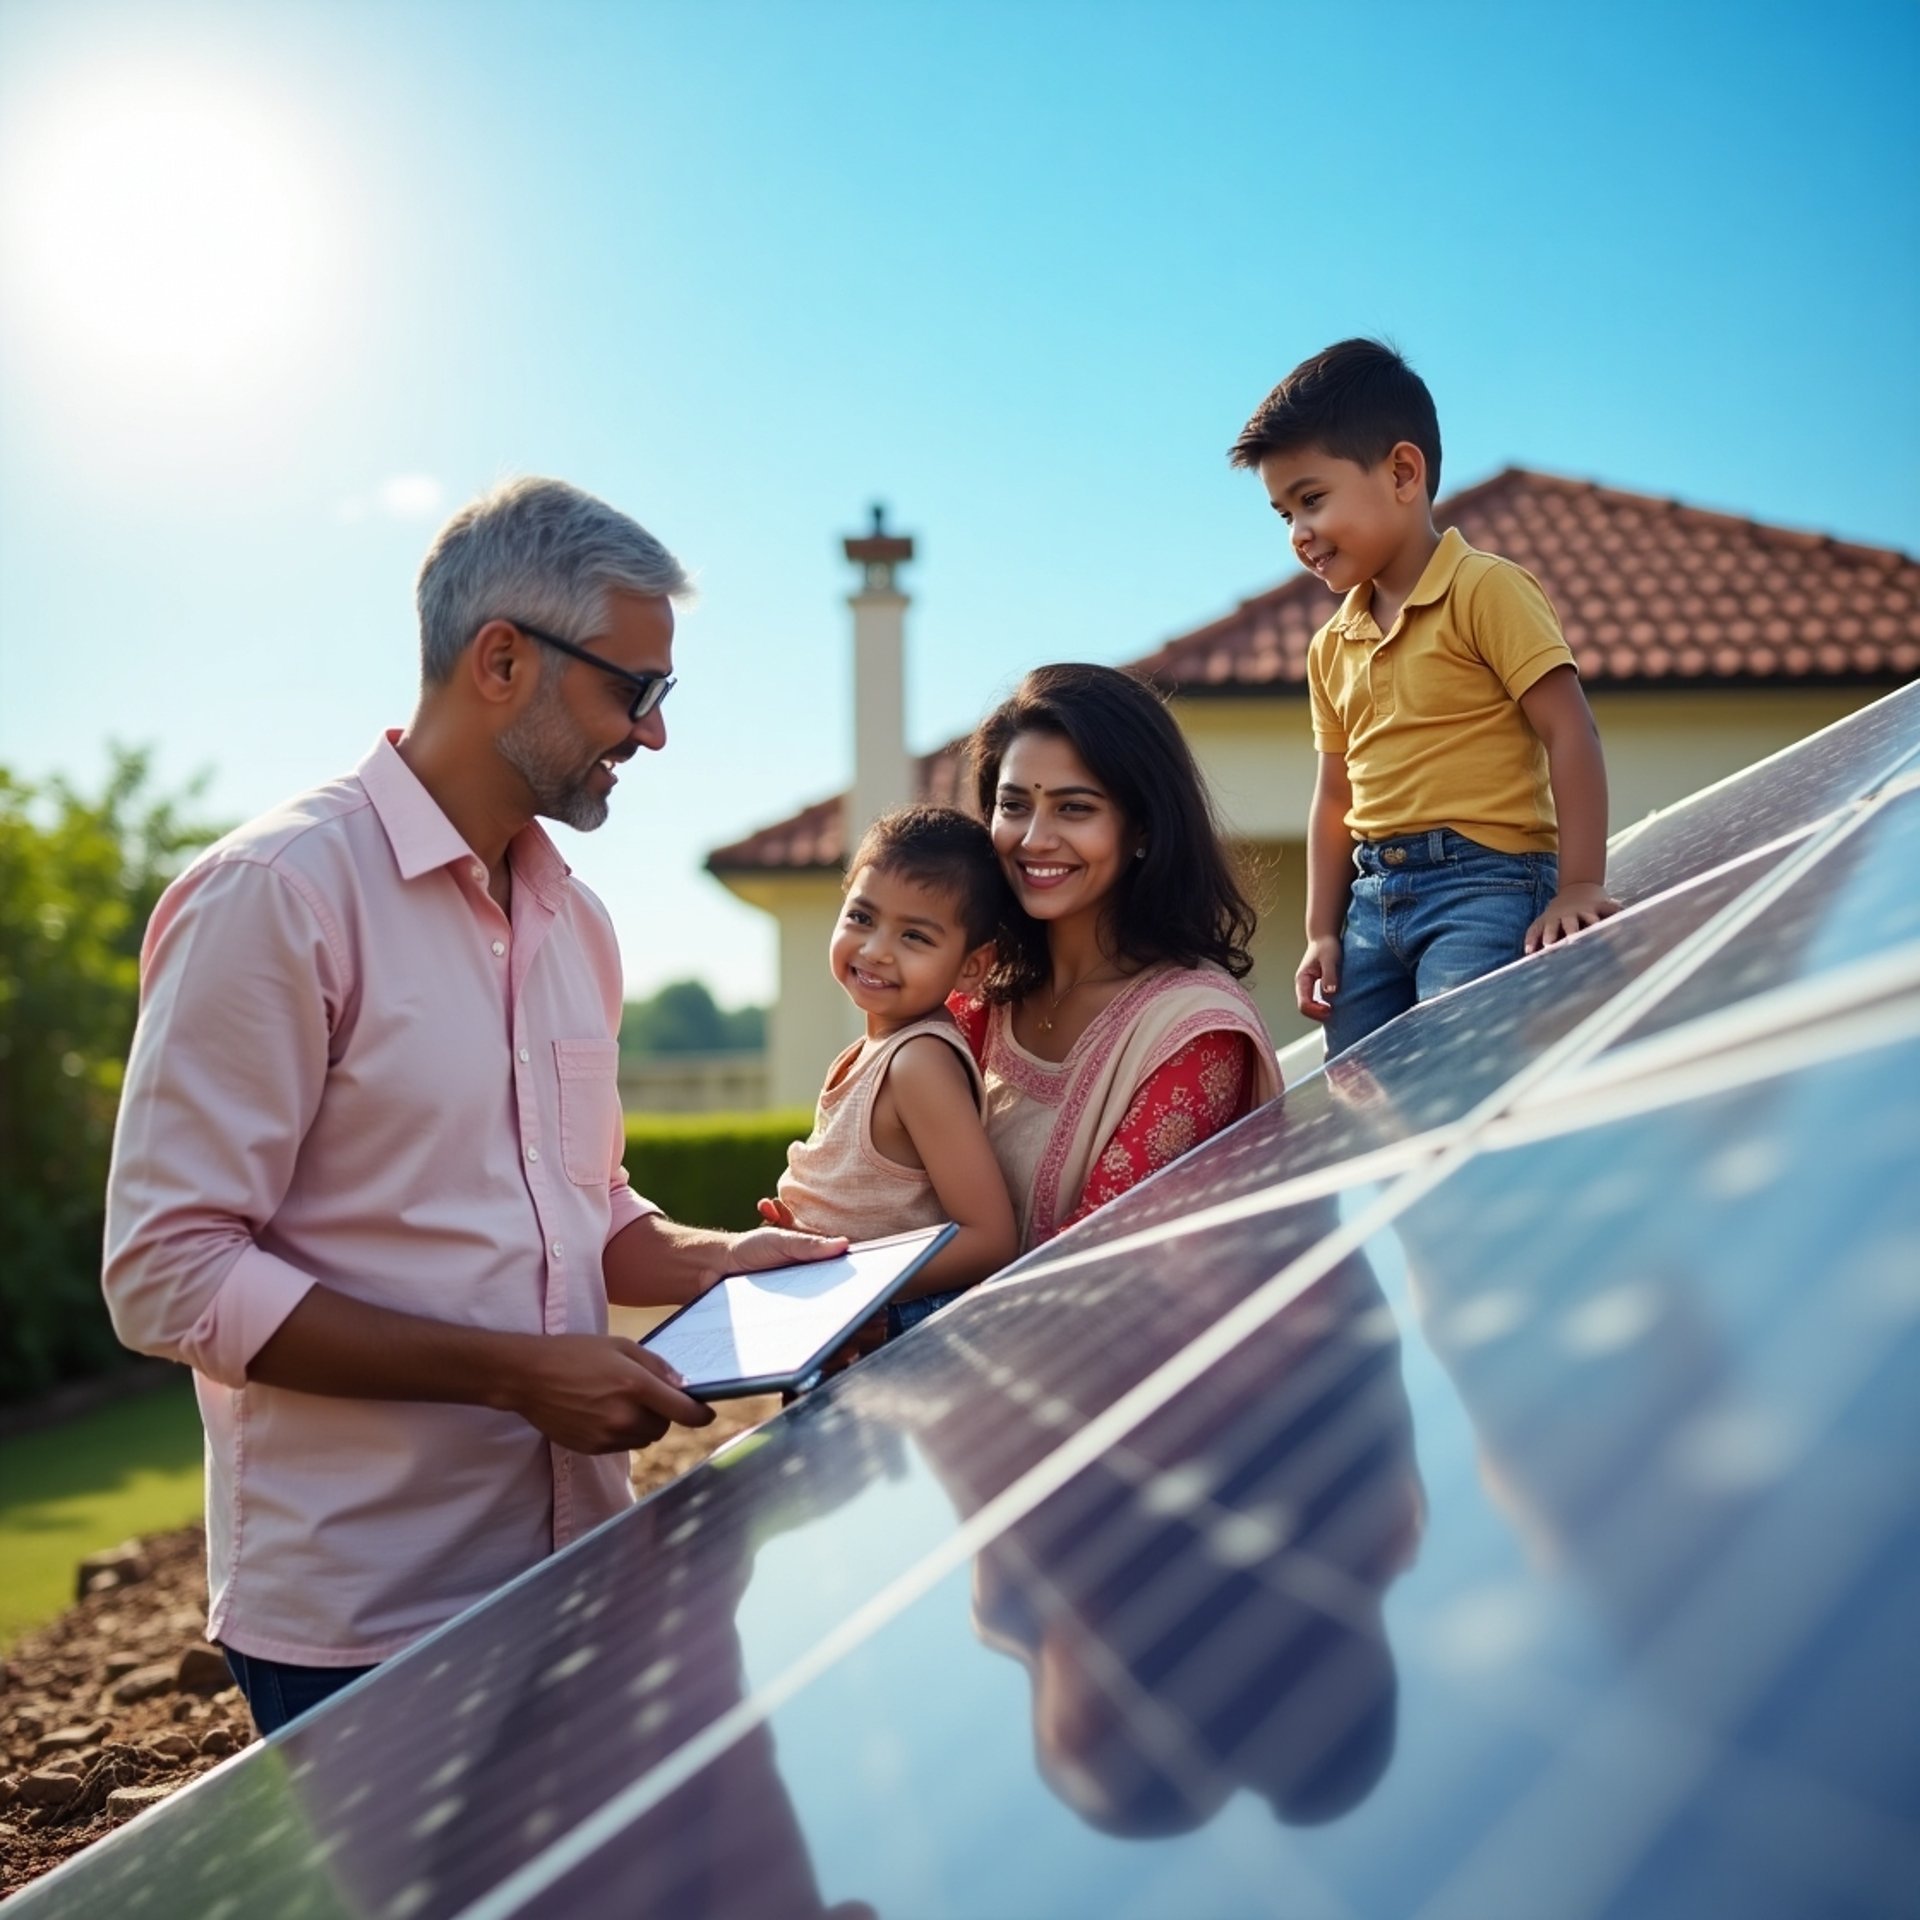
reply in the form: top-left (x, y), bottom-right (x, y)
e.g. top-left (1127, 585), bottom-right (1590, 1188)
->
top-left (104, 734), bottom-right (654, 1665)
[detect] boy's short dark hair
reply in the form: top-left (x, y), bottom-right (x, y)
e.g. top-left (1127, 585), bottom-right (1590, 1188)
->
top-left (1228, 338), bottom-right (1443, 500)
top-left (848, 804), bottom-right (1010, 951)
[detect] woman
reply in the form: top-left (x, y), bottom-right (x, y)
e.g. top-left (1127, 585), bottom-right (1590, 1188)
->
top-left (952, 663), bottom-right (1281, 1249)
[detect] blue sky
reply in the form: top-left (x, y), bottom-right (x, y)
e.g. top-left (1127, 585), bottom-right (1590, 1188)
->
top-left (2, 0), bottom-right (1915, 1007)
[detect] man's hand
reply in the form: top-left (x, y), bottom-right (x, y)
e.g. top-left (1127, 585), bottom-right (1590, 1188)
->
top-left (604, 1211), bottom-right (848, 1308)
top-left (726, 1224), bottom-right (849, 1272)
top-left (1295, 935), bottom-right (1343, 1021)
top-left (505, 1333), bottom-right (714, 1454)
top-left (1524, 881), bottom-right (1621, 953)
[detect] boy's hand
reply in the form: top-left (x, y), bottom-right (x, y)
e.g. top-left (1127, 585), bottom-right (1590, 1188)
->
top-left (1524, 882), bottom-right (1621, 953)
top-left (1295, 935), bottom-right (1342, 1021)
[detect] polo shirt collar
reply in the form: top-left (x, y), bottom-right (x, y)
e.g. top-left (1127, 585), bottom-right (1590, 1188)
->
top-left (357, 731), bottom-right (573, 900)
top-left (1326, 526), bottom-right (1473, 641)
top-left (1401, 526), bottom-right (1474, 614)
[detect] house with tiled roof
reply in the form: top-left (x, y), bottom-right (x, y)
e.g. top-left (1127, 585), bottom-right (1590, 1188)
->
top-left (710, 469), bottom-right (1919, 1105)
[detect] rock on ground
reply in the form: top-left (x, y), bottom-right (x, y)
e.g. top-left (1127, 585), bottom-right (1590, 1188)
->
top-left (0, 1396), bottom-right (776, 1897)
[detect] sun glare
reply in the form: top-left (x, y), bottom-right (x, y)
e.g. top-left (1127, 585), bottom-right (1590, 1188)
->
top-left (0, 64), bottom-right (343, 420)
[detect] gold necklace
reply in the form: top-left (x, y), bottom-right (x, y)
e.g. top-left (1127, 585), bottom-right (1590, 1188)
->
top-left (1035, 967), bottom-right (1125, 1035)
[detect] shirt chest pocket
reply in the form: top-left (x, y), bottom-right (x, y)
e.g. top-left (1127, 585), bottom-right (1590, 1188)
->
top-left (553, 1038), bottom-right (623, 1187)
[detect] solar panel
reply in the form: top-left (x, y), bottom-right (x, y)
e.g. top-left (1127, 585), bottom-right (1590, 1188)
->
top-left (1604, 675), bottom-right (1920, 903)
top-left (484, 1024), bottom-right (1920, 1920)
top-left (16, 683), bottom-right (1918, 1920)
top-left (1602, 782), bottom-right (1920, 1056)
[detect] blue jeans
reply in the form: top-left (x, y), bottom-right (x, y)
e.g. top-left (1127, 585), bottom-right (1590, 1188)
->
top-left (1326, 829), bottom-right (1558, 1057)
top-left (886, 1285), bottom-right (966, 1338)
top-left (221, 1645), bottom-right (376, 1736)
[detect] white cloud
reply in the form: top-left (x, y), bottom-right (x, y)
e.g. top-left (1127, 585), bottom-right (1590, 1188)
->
top-left (334, 473), bottom-right (445, 523)
top-left (377, 473), bottom-right (444, 518)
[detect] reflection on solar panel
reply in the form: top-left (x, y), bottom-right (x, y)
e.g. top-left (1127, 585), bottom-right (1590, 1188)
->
top-left (18, 686), bottom-right (1920, 1920)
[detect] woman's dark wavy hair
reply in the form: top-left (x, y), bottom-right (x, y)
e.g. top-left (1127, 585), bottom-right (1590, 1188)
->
top-left (964, 663), bottom-right (1257, 1004)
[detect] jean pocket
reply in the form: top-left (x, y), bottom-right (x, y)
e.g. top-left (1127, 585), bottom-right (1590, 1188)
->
top-left (554, 1038), bottom-right (622, 1186)
top-left (1442, 840), bottom-right (1540, 891)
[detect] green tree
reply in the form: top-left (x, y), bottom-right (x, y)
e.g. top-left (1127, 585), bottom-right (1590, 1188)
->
top-left (620, 979), bottom-right (766, 1059)
top-left (0, 751), bottom-right (224, 1399)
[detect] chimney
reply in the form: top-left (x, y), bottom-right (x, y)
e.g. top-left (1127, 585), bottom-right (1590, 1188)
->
top-left (842, 503), bottom-right (914, 852)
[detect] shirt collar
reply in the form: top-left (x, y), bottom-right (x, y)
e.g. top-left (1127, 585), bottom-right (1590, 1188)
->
top-left (1326, 526), bottom-right (1474, 641)
top-left (357, 731), bottom-right (573, 900)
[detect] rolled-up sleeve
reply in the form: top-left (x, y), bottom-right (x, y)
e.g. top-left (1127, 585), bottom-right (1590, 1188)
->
top-left (103, 856), bottom-right (336, 1386)
top-left (604, 1167), bottom-right (657, 1244)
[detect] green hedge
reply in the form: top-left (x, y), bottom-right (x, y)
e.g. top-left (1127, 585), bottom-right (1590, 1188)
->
top-left (623, 1108), bottom-right (814, 1231)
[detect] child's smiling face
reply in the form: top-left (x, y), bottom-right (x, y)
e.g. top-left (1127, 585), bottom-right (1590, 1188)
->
top-left (832, 863), bottom-right (990, 1035)
top-left (1256, 444), bottom-right (1422, 598)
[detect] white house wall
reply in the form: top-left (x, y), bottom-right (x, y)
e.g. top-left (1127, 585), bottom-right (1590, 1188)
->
top-left (725, 871), bottom-right (861, 1111)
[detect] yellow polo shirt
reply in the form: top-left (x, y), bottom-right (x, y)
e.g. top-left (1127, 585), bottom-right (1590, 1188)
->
top-left (1307, 527), bottom-right (1576, 854)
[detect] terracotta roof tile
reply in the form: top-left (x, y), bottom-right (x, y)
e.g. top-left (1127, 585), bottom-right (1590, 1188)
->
top-left (708, 468), bottom-right (1919, 873)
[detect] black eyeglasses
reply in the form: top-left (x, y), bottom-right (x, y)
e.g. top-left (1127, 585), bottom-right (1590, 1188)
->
top-left (503, 619), bottom-right (676, 722)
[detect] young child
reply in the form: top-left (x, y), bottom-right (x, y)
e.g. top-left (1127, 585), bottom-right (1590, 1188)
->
top-left (758, 804), bottom-right (1019, 1337)
top-left (1229, 338), bottom-right (1620, 1056)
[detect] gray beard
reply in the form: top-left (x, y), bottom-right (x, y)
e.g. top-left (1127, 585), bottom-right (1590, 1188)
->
top-left (496, 685), bottom-right (610, 833)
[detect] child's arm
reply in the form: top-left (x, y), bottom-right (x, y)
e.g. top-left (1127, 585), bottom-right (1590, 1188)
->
top-left (884, 1037), bottom-right (1019, 1296)
top-left (1519, 665), bottom-right (1621, 951)
top-left (1297, 752), bottom-right (1356, 1021)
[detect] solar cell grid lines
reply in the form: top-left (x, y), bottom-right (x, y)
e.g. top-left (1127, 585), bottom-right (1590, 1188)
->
top-left (1396, 1041), bottom-right (1920, 1920)
top-left (1603, 674), bottom-right (1920, 904)
top-left (518, 1035), bottom-right (1920, 1920)
top-left (1605, 782), bottom-right (1920, 1054)
top-left (15, 681), bottom-right (1920, 1920)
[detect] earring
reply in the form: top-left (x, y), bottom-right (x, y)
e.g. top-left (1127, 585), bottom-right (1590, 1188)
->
top-left (1134, 846), bottom-right (1147, 860)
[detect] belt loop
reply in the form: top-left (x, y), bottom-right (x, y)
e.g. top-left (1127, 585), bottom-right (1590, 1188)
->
top-left (1427, 828), bottom-right (1447, 862)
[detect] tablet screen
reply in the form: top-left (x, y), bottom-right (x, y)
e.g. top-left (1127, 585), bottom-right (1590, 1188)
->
top-left (641, 1224), bottom-right (954, 1395)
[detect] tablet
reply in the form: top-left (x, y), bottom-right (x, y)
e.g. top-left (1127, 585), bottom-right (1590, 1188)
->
top-left (640, 1223), bottom-right (957, 1398)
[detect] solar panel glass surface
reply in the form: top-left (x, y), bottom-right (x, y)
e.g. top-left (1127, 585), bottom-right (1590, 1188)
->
top-left (514, 1025), bottom-right (1920, 1920)
top-left (1604, 678), bottom-right (1920, 904)
top-left (1604, 785), bottom-right (1920, 1053)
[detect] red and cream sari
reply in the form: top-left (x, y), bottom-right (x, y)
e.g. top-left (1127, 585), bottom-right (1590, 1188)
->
top-left (952, 963), bottom-right (1281, 1250)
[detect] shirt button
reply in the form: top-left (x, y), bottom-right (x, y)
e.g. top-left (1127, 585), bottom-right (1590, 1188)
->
top-left (491, 940), bottom-right (507, 956)
top-left (518, 1046), bottom-right (530, 1063)
top-left (551, 1241), bottom-right (564, 1260)
top-left (526, 1145), bottom-right (540, 1163)
top-left (470, 864), bottom-right (485, 882)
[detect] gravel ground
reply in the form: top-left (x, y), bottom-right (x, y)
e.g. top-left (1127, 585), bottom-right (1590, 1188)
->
top-left (0, 1397), bottom-right (778, 1898)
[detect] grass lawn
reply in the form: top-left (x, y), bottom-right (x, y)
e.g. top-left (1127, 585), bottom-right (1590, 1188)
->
top-left (0, 1383), bottom-right (205, 1649)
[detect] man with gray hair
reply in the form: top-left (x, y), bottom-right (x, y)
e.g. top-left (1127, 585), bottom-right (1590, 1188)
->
top-left (104, 478), bottom-right (840, 1734)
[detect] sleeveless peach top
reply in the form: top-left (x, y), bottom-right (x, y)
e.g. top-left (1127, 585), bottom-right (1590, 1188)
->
top-left (777, 1012), bottom-right (986, 1241)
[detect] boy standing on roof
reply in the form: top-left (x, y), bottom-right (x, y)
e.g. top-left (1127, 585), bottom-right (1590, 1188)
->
top-left (1230, 339), bottom-right (1620, 1056)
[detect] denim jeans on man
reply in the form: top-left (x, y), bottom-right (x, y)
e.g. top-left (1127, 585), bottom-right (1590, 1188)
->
top-left (221, 1645), bottom-right (376, 1736)
top-left (1325, 829), bottom-right (1557, 1058)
